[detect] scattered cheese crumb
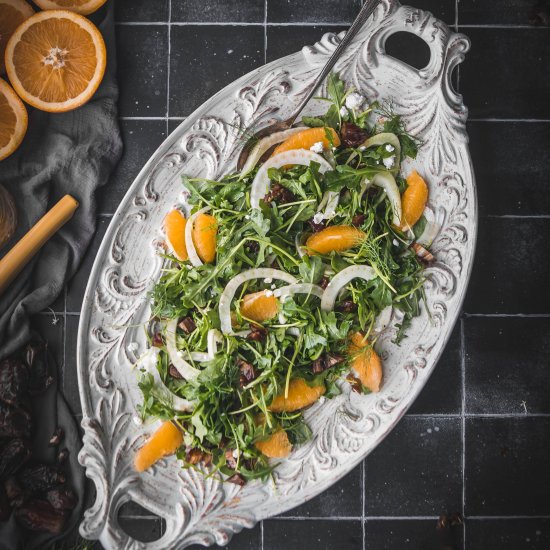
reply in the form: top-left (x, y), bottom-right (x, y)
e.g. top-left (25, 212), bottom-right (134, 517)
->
top-left (359, 145), bottom-right (367, 151)
top-left (127, 342), bottom-right (139, 353)
top-left (393, 239), bottom-right (399, 246)
top-left (264, 277), bottom-right (273, 283)
top-left (273, 289), bottom-right (282, 298)
top-left (271, 284), bottom-right (276, 289)
top-left (382, 155), bottom-right (395, 169)
top-left (310, 141), bottom-right (324, 153)
top-left (313, 212), bottom-right (325, 225)
top-left (345, 92), bottom-right (364, 110)
top-left (385, 144), bottom-right (395, 152)
top-left (132, 415), bottom-right (143, 426)
top-left (339, 106), bottom-right (348, 117)
top-left (264, 289), bottom-right (274, 297)
top-left (244, 214), bottom-right (250, 220)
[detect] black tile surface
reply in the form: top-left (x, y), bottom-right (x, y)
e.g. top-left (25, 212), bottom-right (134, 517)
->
top-left (172, 0), bottom-right (265, 23)
top-left (464, 218), bottom-right (550, 314)
top-left (31, 313), bottom-right (65, 374)
top-left (365, 519), bottom-right (464, 550)
top-left (365, 417), bottom-right (462, 516)
top-left (267, 0), bottom-right (361, 23)
top-left (408, 323), bottom-right (462, 415)
top-left (465, 417), bottom-right (550, 516)
top-left (465, 317), bottom-right (550, 414)
top-left (280, 464), bottom-right (362, 517)
top-left (100, 119), bottom-right (167, 215)
top-left (459, 0), bottom-right (546, 26)
top-left (116, 25), bottom-right (168, 117)
top-left (115, 0), bottom-right (169, 22)
top-left (118, 517), bottom-right (165, 543)
top-left (467, 518), bottom-right (550, 550)
top-left (169, 25), bottom-right (264, 117)
top-left (459, 28), bottom-right (550, 119)
top-left (264, 519), bottom-right (362, 549)
top-left (468, 121), bottom-right (550, 216)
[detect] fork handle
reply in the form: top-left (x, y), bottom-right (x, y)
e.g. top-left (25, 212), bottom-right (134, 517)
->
top-left (289, 0), bottom-right (382, 124)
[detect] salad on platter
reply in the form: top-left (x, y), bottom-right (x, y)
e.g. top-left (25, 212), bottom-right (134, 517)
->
top-left (132, 74), bottom-right (437, 485)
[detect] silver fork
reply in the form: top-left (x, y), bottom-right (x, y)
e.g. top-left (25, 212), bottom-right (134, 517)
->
top-left (236, 0), bottom-right (382, 171)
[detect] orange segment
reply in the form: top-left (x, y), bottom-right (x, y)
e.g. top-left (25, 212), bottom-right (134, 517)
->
top-left (272, 127), bottom-right (340, 156)
top-left (305, 225), bottom-right (365, 255)
top-left (0, 77), bottom-right (27, 161)
top-left (239, 291), bottom-right (279, 322)
top-left (255, 429), bottom-right (292, 458)
top-left (348, 332), bottom-right (383, 393)
top-left (269, 378), bottom-right (325, 412)
top-left (163, 209), bottom-right (188, 261)
top-left (5, 10), bottom-right (106, 112)
top-left (34, 0), bottom-right (107, 15)
top-left (134, 421), bottom-right (183, 473)
top-left (192, 213), bottom-right (217, 263)
top-left (400, 170), bottom-right (429, 230)
top-left (0, 0), bottom-right (34, 74)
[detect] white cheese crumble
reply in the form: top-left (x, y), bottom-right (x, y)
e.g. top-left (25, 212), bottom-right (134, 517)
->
top-left (127, 342), bottom-right (139, 353)
top-left (264, 289), bottom-right (274, 297)
top-left (393, 239), bottom-right (400, 247)
top-left (132, 415), bottom-right (143, 426)
top-left (382, 155), bottom-right (395, 169)
top-left (273, 288), bottom-right (282, 298)
top-left (309, 141), bottom-right (324, 153)
top-left (359, 145), bottom-right (367, 151)
top-left (385, 144), bottom-right (395, 152)
top-left (264, 277), bottom-right (273, 283)
top-left (345, 92), bottom-right (364, 110)
top-left (313, 212), bottom-right (325, 225)
top-left (339, 106), bottom-right (348, 117)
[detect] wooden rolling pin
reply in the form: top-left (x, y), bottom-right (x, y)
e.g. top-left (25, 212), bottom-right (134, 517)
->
top-left (0, 195), bottom-right (79, 295)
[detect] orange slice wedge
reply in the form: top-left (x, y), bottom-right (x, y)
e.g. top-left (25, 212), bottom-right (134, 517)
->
top-left (164, 209), bottom-right (188, 261)
top-left (272, 127), bottom-right (340, 156)
top-left (0, 0), bottom-right (34, 74)
top-left (269, 378), bottom-right (325, 412)
top-left (239, 291), bottom-right (279, 322)
top-left (348, 332), bottom-right (383, 393)
top-left (33, 0), bottom-right (107, 15)
top-left (400, 170), bottom-right (429, 230)
top-left (192, 212), bottom-right (217, 263)
top-left (5, 10), bottom-right (107, 112)
top-left (0, 77), bottom-right (27, 161)
top-left (255, 429), bottom-right (292, 458)
top-left (134, 421), bottom-right (183, 473)
top-left (305, 225), bottom-right (365, 255)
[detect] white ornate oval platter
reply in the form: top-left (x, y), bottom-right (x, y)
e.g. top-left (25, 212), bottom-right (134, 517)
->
top-left (77, 1), bottom-right (475, 547)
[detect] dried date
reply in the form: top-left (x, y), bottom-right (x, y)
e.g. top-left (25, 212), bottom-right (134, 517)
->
top-left (0, 403), bottom-right (31, 439)
top-left (226, 473), bottom-right (245, 486)
top-left (24, 342), bottom-right (53, 395)
top-left (15, 499), bottom-right (66, 534)
top-left (0, 438), bottom-right (31, 480)
top-left (17, 465), bottom-right (65, 494)
top-left (0, 484), bottom-right (10, 521)
top-left (0, 357), bottom-right (28, 406)
top-left (340, 122), bottom-right (369, 148)
top-left (178, 317), bottom-right (196, 334)
top-left (264, 183), bottom-right (294, 205)
top-left (4, 476), bottom-right (27, 508)
top-left (46, 488), bottom-right (77, 512)
top-left (312, 353), bottom-right (345, 374)
top-left (48, 427), bottom-right (64, 447)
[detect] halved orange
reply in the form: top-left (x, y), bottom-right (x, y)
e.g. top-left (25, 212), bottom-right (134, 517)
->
top-left (5, 10), bottom-right (106, 112)
top-left (255, 429), bottom-right (292, 458)
top-left (400, 170), bottom-right (429, 230)
top-left (305, 225), bottom-right (365, 255)
top-left (33, 0), bottom-right (107, 15)
top-left (272, 127), bottom-right (340, 156)
top-left (0, 77), bottom-right (27, 161)
top-left (134, 421), bottom-right (183, 473)
top-left (192, 213), bottom-right (217, 263)
top-left (239, 291), bottom-right (279, 322)
top-left (164, 209), bottom-right (188, 261)
top-left (348, 332), bottom-right (383, 393)
top-left (0, 0), bottom-right (34, 74)
top-left (269, 378), bottom-right (325, 412)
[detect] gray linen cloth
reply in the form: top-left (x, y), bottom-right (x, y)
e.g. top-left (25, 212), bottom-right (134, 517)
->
top-left (0, 2), bottom-right (122, 547)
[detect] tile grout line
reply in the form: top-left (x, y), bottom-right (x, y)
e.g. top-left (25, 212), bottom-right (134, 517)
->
top-left (166, 0), bottom-right (172, 135)
top-left (460, 317), bottom-right (466, 549)
top-left (361, 460), bottom-right (366, 550)
top-left (261, 518), bottom-right (264, 550)
top-left (263, 0), bottom-right (268, 65)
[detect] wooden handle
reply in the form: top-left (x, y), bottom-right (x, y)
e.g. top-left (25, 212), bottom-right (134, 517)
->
top-left (0, 195), bottom-right (79, 296)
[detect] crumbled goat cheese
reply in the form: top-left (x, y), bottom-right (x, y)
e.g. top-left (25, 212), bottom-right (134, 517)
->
top-left (345, 92), bottom-right (364, 110)
top-left (127, 342), bottom-right (139, 353)
top-left (393, 239), bottom-right (400, 247)
top-left (264, 277), bottom-right (273, 284)
top-left (132, 415), bottom-right (143, 426)
top-left (309, 141), bottom-right (324, 153)
top-left (313, 212), bottom-right (325, 225)
top-left (271, 284), bottom-right (276, 289)
top-left (359, 145), bottom-right (367, 151)
top-left (385, 144), bottom-right (395, 152)
top-left (264, 289), bottom-right (274, 297)
top-left (382, 155), bottom-right (395, 169)
top-left (339, 106), bottom-right (348, 117)
top-left (273, 289), bottom-right (282, 298)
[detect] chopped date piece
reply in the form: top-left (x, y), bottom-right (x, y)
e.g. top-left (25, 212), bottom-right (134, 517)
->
top-left (46, 489), bottom-right (77, 512)
top-left (319, 276), bottom-right (330, 290)
top-left (437, 514), bottom-right (448, 530)
top-left (311, 357), bottom-right (325, 374)
top-left (48, 427), bottom-right (64, 447)
top-left (307, 218), bottom-right (325, 233)
top-left (340, 122), bottom-right (369, 148)
top-left (448, 512), bottom-right (463, 527)
top-left (264, 183), bottom-right (294, 205)
top-left (226, 473), bottom-right (245, 486)
top-left (186, 448), bottom-right (203, 465)
top-left (56, 449), bottom-right (69, 465)
top-left (15, 499), bottom-right (66, 534)
top-left (18, 465), bottom-right (65, 494)
top-left (0, 403), bottom-right (31, 439)
top-left (0, 484), bottom-right (10, 521)
top-left (169, 365), bottom-right (183, 379)
top-left (4, 476), bottom-right (26, 508)
top-left (0, 438), bottom-right (31, 480)
top-left (312, 353), bottom-right (345, 374)
top-left (247, 324), bottom-right (267, 343)
top-left (411, 242), bottom-right (435, 264)
top-left (347, 374), bottom-right (362, 393)
top-left (336, 300), bottom-right (357, 313)
top-left (24, 342), bottom-right (53, 395)
top-left (352, 213), bottom-right (366, 227)
top-left (178, 317), bottom-right (196, 334)
top-left (152, 332), bottom-right (164, 348)
top-left (225, 449), bottom-right (238, 470)
top-left (0, 357), bottom-right (29, 406)
top-left (238, 359), bottom-right (257, 387)
top-left (245, 241), bottom-right (259, 254)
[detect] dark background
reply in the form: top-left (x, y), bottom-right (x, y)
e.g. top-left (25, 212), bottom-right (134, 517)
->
top-left (38, 0), bottom-right (550, 548)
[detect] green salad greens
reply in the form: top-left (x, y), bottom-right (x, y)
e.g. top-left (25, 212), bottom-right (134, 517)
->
top-left (135, 74), bottom-right (433, 484)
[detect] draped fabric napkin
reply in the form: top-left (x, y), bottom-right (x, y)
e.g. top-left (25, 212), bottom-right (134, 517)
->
top-left (0, 2), bottom-right (122, 547)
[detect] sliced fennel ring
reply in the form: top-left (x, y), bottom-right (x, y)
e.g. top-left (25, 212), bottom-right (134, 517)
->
top-left (219, 268), bottom-right (298, 334)
top-left (321, 265), bottom-right (377, 312)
